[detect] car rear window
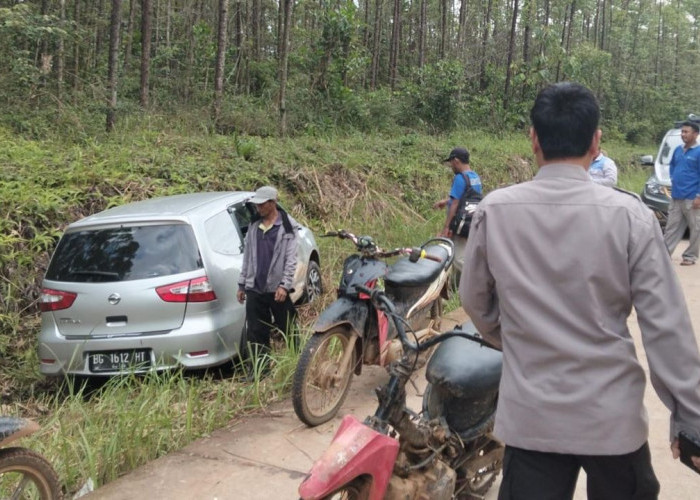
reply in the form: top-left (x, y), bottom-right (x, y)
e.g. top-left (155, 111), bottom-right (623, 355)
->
top-left (45, 224), bottom-right (203, 283)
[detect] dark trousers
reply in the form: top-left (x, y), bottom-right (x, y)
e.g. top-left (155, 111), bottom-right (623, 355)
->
top-left (244, 290), bottom-right (297, 357)
top-left (498, 443), bottom-right (660, 500)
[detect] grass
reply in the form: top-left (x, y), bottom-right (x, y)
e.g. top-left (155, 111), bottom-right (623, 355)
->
top-left (19, 342), bottom-right (303, 494)
top-left (0, 123), bottom-right (656, 496)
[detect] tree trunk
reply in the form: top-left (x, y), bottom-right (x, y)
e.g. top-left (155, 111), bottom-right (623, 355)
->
top-left (439, 0), bottom-right (447, 59)
top-left (106, 0), bottom-right (122, 133)
top-left (72, 0), bottom-right (81, 98)
top-left (95, 0), bottom-right (106, 71)
top-left (370, 0), bottom-right (383, 90)
top-left (654, 1), bottom-right (662, 87)
top-left (600, 0), bottom-right (607, 51)
top-left (674, 0), bottom-right (680, 87)
top-left (479, 0), bottom-right (493, 90)
top-left (165, 0), bottom-right (172, 50)
top-left (252, 0), bottom-right (261, 61)
top-left (418, 0), bottom-right (426, 68)
top-left (555, 3), bottom-right (568, 81)
top-left (457, 0), bottom-right (468, 56)
top-left (57, 0), bottom-right (66, 106)
top-left (154, 0), bottom-right (160, 55)
top-left (213, 0), bottom-right (229, 127)
top-left (389, 0), bottom-right (401, 88)
top-left (123, 0), bottom-right (136, 70)
top-left (278, 0), bottom-right (294, 136)
top-left (523, 0), bottom-right (531, 64)
top-left (140, 0), bottom-right (152, 108)
top-left (363, 0), bottom-right (371, 52)
top-left (184, 0), bottom-right (204, 100)
top-left (503, 0), bottom-right (519, 109)
top-left (233, 0), bottom-right (246, 90)
top-left (39, 0), bottom-right (49, 88)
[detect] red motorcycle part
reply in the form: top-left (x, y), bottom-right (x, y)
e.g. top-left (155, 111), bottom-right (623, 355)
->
top-left (377, 309), bottom-right (391, 366)
top-left (298, 415), bottom-right (399, 500)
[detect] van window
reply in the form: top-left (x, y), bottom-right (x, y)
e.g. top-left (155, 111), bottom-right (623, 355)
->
top-left (46, 224), bottom-right (203, 282)
top-left (659, 134), bottom-right (682, 165)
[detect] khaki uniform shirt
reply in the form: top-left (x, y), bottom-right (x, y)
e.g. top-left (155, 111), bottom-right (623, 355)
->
top-left (460, 163), bottom-right (700, 455)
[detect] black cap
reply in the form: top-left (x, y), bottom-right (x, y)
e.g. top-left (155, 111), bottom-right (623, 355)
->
top-left (682, 120), bottom-right (700, 133)
top-left (443, 147), bottom-right (470, 163)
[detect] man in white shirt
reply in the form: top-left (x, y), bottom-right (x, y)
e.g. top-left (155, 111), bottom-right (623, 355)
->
top-left (588, 147), bottom-right (618, 186)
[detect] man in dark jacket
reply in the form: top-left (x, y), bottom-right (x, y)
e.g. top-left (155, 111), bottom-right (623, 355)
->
top-left (237, 186), bottom-right (298, 369)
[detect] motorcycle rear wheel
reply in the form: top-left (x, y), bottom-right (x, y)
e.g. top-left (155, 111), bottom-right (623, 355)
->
top-left (0, 447), bottom-right (63, 500)
top-left (459, 459), bottom-right (501, 500)
top-left (292, 327), bottom-right (356, 427)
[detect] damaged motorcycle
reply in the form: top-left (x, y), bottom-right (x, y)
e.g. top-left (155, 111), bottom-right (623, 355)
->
top-left (298, 286), bottom-right (504, 500)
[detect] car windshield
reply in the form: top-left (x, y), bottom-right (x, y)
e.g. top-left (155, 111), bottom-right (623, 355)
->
top-left (45, 224), bottom-right (203, 283)
top-left (656, 132), bottom-right (684, 184)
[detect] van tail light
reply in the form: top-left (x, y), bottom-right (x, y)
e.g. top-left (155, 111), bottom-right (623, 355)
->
top-left (156, 276), bottom-right (217, 303)
top-left (40, 288), bottom-right (78, 312)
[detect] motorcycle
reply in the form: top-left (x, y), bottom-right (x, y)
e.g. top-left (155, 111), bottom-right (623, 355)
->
top-left (292, 230), bottom-right (454, 427)
top-left (0, 416), bottom-right (63, 499)
top-left (298, 286), bottom-right (503, 500)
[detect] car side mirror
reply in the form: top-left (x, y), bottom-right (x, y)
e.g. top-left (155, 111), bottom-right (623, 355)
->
top-left (639, 154), bottom-right (654, 166)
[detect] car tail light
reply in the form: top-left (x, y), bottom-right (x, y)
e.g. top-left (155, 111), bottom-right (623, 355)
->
top-left (156, 276), bottom-right (217, 303)
top-left (40, 288), bottom-right (77, 312)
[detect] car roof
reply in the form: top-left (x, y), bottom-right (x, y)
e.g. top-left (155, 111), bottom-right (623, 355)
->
top-left (69, 191), bottom-right (254, 229)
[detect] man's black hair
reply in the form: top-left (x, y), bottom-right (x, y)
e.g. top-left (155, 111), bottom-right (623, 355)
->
top-left (530, 82), bottom-right (600, 161)
top-left (682, 120), bottom-right (700, 133)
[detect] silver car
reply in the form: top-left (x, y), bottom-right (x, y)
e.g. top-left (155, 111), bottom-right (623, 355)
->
top-left (38, 192), bottom-right (322, 376)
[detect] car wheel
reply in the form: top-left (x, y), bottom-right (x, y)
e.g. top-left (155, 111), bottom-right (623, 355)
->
top-left (300, 261), bottom-right (323, 304)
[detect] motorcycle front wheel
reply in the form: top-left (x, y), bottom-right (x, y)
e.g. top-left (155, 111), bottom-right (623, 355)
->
top-left (0, 447), bottom-right (63, 500)
top-left (292, 327), bottom-right (356, 427)
top-left (318, 476), bottom-right (371, 500)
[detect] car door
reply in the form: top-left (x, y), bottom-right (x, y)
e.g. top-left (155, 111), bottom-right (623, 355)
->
top-left (200, 206), bottom-right (247, 353)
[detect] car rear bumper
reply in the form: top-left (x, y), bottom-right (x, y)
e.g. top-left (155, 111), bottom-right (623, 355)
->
top-left (38, 315), bottom-right (244, 376)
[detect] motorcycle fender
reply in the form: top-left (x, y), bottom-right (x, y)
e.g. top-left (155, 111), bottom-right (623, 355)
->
top-left (0, 417), bottom-right (39, 447)
top-left (299, 415), bottom-right (399, 500)
top-left (312, 297), bottom-right (368, 337)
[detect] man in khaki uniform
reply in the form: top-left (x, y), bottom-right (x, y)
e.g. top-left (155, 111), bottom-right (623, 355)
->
top-left (460, 82), bottom-right (700, 499)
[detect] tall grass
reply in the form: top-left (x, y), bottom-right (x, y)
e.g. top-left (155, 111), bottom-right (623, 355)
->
top-left (18, 342), bottom-right (304, 494)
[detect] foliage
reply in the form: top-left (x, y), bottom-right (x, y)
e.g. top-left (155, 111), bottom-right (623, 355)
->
top-left (0, 4), bottom-right (68, 104)
top-left (399, 61), bottom-right (467, 132)
top-left (3, 0), bottom-right (697, 139)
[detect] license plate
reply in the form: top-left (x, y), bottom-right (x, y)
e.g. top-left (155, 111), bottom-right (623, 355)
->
top-left (88, 349), bottom-right (151, 373)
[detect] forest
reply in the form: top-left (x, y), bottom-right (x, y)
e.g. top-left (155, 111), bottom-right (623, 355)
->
top-left (1, 0), bottom-right (699, 140)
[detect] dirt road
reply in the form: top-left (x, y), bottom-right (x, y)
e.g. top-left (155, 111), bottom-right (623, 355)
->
top-left (86, 246), bottom-right (700, 499)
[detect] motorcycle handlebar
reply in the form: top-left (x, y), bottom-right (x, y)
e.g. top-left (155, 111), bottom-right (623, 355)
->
top-left (322, 231), bottom-right (443, 264)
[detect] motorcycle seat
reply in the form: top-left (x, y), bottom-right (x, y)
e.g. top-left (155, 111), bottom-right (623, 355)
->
top-left (426, 323), bottom-right (502, 398)
top-left (385, 244), bottom-right (449, 287)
